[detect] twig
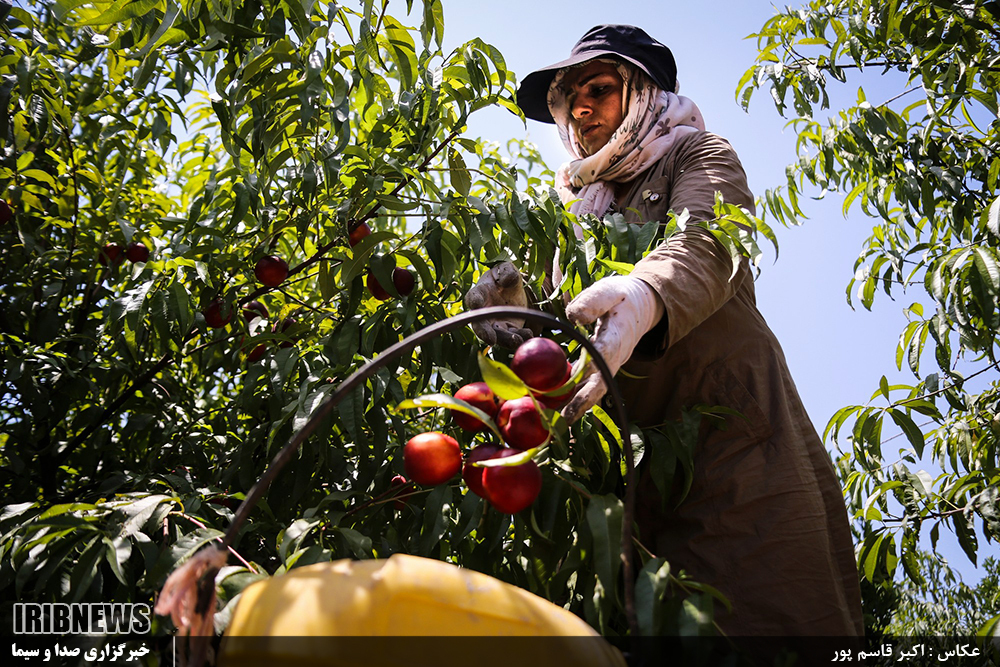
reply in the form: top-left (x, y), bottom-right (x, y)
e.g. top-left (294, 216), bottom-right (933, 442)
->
top-left (551, 471), bottom-right (593, 500)
top-left (55, 328), bottom-right (199, 466)
top-left (172, 512), bottom-right (260, 574)
top-left (290, 128), bottom-right (463, 280)
top-left (879, 86), bottom-right (921, 108)
top-left (343, 484), bottom-right (432, 517)
top-left (892, 359), bottom-right (1000, 409)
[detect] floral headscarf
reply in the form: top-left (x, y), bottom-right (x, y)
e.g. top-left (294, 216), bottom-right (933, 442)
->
top-left (548, 60), bottom-right (706, 218)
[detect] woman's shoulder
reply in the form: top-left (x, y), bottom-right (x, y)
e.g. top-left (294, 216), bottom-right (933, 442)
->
top-left (636, 131), bottom-right (743, 183)
top-left (671, 130), bottom-right (742, 163)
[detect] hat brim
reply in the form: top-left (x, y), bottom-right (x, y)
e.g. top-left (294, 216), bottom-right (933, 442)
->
top-left (515, 51), bottom-right (650, 124)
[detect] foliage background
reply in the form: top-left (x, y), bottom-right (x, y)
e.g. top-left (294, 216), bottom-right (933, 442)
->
top-left (4, 3), bottom-right (995, 652)
top-left (0, 0), bottom-right (750, 643)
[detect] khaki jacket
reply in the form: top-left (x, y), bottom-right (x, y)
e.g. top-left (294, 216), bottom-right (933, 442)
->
top-left (614, 131), bottom-right (864, 636)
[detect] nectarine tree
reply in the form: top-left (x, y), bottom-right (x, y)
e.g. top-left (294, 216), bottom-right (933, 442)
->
top-left (0, 0), bottom-right (768, 646)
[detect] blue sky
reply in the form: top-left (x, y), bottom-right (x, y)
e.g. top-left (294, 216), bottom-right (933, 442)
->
top-left (434, 0), bottom-right (988, 585)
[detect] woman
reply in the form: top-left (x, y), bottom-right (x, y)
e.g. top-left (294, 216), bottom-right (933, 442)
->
top-left (466, 25), bottom-right (863, 637)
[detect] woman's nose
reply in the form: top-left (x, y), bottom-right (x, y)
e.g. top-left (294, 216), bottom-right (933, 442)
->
top-left (571, 97), bottom-right (591, 120)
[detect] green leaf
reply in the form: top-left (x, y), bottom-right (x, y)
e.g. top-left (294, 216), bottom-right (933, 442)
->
top-left (134, 1), bottom-right (180, 60)
top-left (147, 528), bottom-right (225, 586)
top-left (418, 485), bottom-right (451, 555)
top-left (103, 536), bottom-right (131, 585)
top-left (585, 494), bottom-right (623, 611)
top-left (888, 408), bottom-right (926, 457)
top-left (318, 259), bottom-right (337, 302)
top-left (954, 513), bottom-right (979, 566)
top-left (973, 247), bottom-right (999, 293)
top-left (69, 537), bottom-right (104, 602)
top-left (448, 149), bottom-right (471, 197)
top-left (681, 579), bottom-right (733, 613)
top-left (635, 558), bottom-right (671, 636)
top-left (678, 593), bottom-right (715, 636)
top-left (862, 533), bottom-right (885, 582)
top-left (340, 230), bottom-right (398, 285)
top-left (16, 151), bottom-right (35, 171)
top-left (335, 527), bottom-right (372, 558)
top-left (477, 351), bottom-right (529, 400)
top-left (986, 196), bottom-right (1000, 238)
top-left (230, 181), bottom-right (250, 227)
top-left (589, 404), bottom-right (621, 449)
top-left (474, 446), bottom-right (541, 468)
top-left (116, 494), bottom-right (176, 538)
top-left (394, 393), bottom-right (502, 441)
top-left (374, 194), bottom-right (419, 211)
top-left (596, 257), bottom-right (634, 275)
top-left (79, 0), bottom-right (160, 25)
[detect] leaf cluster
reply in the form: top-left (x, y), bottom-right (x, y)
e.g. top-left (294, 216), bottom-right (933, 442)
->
top-left (740, 0), bottom-right (1000, 641)
top-left (0, 0), bottom-right (738, 643)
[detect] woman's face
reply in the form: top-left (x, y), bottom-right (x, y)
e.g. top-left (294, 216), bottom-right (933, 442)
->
top-left (562, 60), bottom-right (625, 156)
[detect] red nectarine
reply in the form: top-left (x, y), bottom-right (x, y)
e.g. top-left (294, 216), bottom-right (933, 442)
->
top-left (496, 396), bottom-right (549, 450)
top-left (452, 382), bottom-right (500, 432)
top-left (348, 222), bottom-right (371, 248)
top-left (404, 432), bottom-right (462, 486)
top-left (462, 443), bottom-right (505, 499)
top-left (255, 255), bottom-right (289, 287)
top-left (203, 299), bottom-right (232, 328)
top-left (99, 242), bottom-right (124, 267)
top-left (483, 449), bottom-right (543, 514)
top-left (511, 338), bottom-right (567, 392)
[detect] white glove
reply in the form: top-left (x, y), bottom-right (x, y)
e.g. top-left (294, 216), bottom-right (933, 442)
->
top-left (561, 275), bottom-right (665, 424)
top-left (464, 261), bottom-right (535, 348)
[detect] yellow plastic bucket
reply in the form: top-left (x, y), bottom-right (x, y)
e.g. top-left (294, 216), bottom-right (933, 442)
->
top-left (219, 554), bottom-right (626, 667)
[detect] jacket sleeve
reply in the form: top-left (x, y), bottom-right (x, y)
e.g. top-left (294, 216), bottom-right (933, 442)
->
top-left (628, 132), bottom-right (756, 351)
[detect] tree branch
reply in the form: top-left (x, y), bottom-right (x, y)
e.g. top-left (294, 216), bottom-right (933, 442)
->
top-left (284, 127), bottom-right (463, 283)
top-left (892, 359), bottom-right (1000, 409)
top-left (54, 329), bottom-right (199, 467)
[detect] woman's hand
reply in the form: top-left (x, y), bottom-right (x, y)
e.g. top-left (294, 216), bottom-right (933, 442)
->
top-left (464, 262), bottom-right (536, 348)
top-left (561, 276), bottom-right (664, 424)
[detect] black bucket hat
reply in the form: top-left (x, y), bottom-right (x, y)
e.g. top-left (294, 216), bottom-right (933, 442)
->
top-left (516, 24), bottom-right (677, 124)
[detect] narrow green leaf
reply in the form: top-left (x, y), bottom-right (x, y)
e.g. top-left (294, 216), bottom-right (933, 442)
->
top-left (340, 230), bottom-right (398, 285)
top-left (888, 408), bottom-right (926, 456)
top-left (986, 196), bottom-right (1000, 238)
top-left (448, 149), bottom-right (471, 197)
top-left (418, 485), bottom-right (451, 555)
top-left (134, 1), bottom-right (180, 59)
top-left (335, 527), bottom-right (372, 558)
top-left (635, 558), bottom-right (671, 636)
top-left (394, 393), bottom-right (501, 441)
top-left (80, 0), bottom-right (160, 25)
top-left (954, 513), bottom-right (979, 566)
top-left (103, 536), bottom-right (131, 585)
top-left (474, 446), bottom-right (541, 468)
top-left (477, 351), bottom-right (529, 400)
top-left (69, 537), bottom-right (104, 602)
top-left (863, 533), bottom-right (885, 582)
top-left (585, 494), bottom-right (623, 611)
top-left (973, 247), bottom-right (999, 293)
